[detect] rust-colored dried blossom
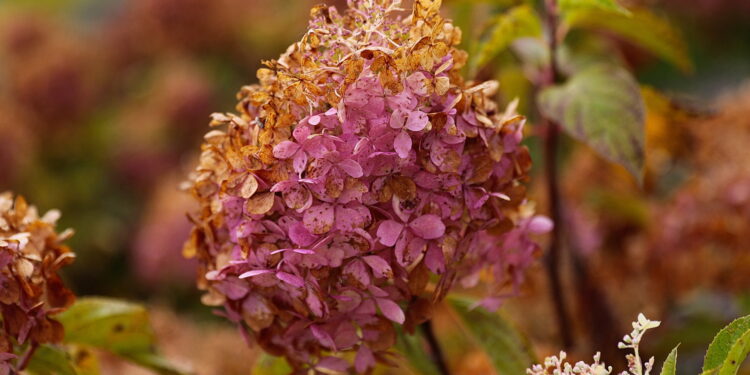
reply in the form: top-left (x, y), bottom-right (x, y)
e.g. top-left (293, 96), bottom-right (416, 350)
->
top-left (183, 0), bottom-right (546, 372)
top-left (0, 193), bottom-right (75, 368)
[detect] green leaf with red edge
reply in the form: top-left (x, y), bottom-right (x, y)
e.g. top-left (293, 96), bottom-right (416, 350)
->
top-left (537, 64), bottom-right (645, 182)
top-left (564, 7), bottom-right (693, 73)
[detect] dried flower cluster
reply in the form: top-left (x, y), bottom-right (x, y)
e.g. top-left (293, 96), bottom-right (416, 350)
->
top-left (528, 314), bottom-right (660, 375)
top-left (183, 0), bottom-right (546, 371)
top-left (0, 193), bottom-right (75, 368)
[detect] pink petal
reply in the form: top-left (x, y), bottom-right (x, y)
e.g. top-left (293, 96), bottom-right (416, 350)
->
top-left (528, 216), bottom-right (553, 234)
top-left (306, 289), bottom-right (324, 317)
top-left (409, 214), bottom-right (446, 240)
top-left (238, 269), bottom-right (273, 279)
top-left (376, 298), bottom-right (405, 324)
top-left (303, 203), bottom-right (335, 235)
top-left (272, 141), bottom-right (300, 159)
top-left (343, 259), bottom-right (371, 288)
top-left (389, 109), bottom-right (408, 129)
top-left (394, 131), bottom-right (412, 159)
top-left (334, 205), bottom-right (371, 232)
top-left (338, 159), bottom-right (363, 178)
top-left (376, 220), bottom-right (404, 247)
top-left (363, 255), bottom-right (393, 278)
top-left (406, 110), bottom-right (429, 131)
top-left (276, 271), bottom-right (305, 288)
top-left (316, 357), bottom-right (349, 373)
top-left (311, 325), bottom-right (337, 350)
top-left (425, 244), bottom-right (446, 274)
top-left (355, 346), bottom-right (375, 373)
top-left (293, 152), bottom-right (308, 174)
top-left (289, 221), bottom-right (318, 247)
top-left (308, 115), bottom-right (321, 125)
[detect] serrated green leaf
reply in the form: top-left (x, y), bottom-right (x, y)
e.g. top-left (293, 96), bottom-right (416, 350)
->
top-left (395, 327), bottom-right (442, 375)
top-left (470, 4), bottom-right (542, 75)
top-left (702, 316), bottom-right (750, 375)
top-left (559, 0), bottom-right (630, 16)
top-left (718, 329), bottom-right (750, 375)
top-left (449, 296), bottom-right (536, 375)
top-left (26, 345), bottom-right (79, 375)
top-left (660, 345), bottom-right (680, 375)
top-left (57, 297), bottom-right (189, 375)
top-left (564, 8), bottom-right (692, 73)
top-left (537, 64), bottom-right (645, 181)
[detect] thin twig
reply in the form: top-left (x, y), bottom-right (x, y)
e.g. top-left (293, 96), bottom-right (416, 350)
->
top-left (541, 0), bottom-right (574, 349)
top-left (420, 320), bottom-right (451, 375)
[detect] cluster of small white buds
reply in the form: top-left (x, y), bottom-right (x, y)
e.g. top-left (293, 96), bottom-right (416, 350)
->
top-left (528, 314), bottom-right (660, 375)
top-left (618, 314), bottom-right (661, 375)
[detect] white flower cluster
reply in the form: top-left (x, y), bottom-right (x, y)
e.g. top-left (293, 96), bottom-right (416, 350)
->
top-left (527, 314), bottom-right (660, 375)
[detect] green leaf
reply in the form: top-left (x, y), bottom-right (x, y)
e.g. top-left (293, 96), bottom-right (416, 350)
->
top-left (396, 327), bottom-right (443, 375)
top-left (660, 345), bottom-right (680, 375)
top-left (252, 354), bottom-right (293, 375)
top-left (703, 315), bottom-right (750, 375)
top-left (564, 8), bottom-right (693, 73)
top-left (559, 0), bottom-right (630, 16)
top-left (449, 296), bottom-right (536, 375)
top-left (57, 297), bottom-right (189, 375)
top-left (469, 4), bottom-right (543, 75)
top-left (26, 345), bottom-right (79, 375)
top-left (537, 64), bottom-right (645, 181)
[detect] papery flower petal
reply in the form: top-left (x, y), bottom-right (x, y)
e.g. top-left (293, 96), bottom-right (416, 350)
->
top-left (311, 325), bottom-right (337, 350)
top-left (343, 260), bottom-right (370, 288)
top-left (276, 271), bottom-right (305, 288)
top-left (308, 115), bottom-right (322, 125)
top-left (338, 159), bottom-right (363, 178)
top-left (406, 110), bottom-right (429, 132)
top-left (293, 152), bottom-right (308, 174)
top-left (303, 204), bottom-right (335, 234)
top-left (528, 216), bottom-right (553, 234)
top-left (273, 141), bottom-right (300, 159)
top-left (289, 221), bottom-right (318, 247)
top-left (409, 215), bottom-right (446, 239)
top-left (394, 131), bottom-right (412, 159)
top-left (363, 255), bottom-right (393, 278)
top-left (239, 269), bottom-right (273, 279)
top-left (316, 357), bottom-right (349, 373)
top-left (355, 345), bottom-right (375, 373)
top-left (375, 298), bottom-right (405, 324)
top-left (376, 220), bottom-right (404, 247)
top-left (425, 244), bottom-right (446, 274)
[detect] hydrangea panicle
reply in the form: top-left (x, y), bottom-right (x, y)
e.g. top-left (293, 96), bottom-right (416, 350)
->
top-left (183, 0), bottom-right (546, 371)
top-left (0, 192), bottom-right (76, 370)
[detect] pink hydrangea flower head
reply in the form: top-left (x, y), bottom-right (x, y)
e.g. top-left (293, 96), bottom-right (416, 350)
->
top-left (184, 0), bottom-right (546, 371)
top-left (0, 192), bottom-right (76, 361)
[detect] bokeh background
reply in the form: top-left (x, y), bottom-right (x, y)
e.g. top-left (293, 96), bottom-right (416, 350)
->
top-left (0, 0), bottom-right (748, 373)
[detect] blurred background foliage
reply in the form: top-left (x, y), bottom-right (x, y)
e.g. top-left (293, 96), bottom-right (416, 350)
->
top-left (0, 0), bottom-right (748, 373)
